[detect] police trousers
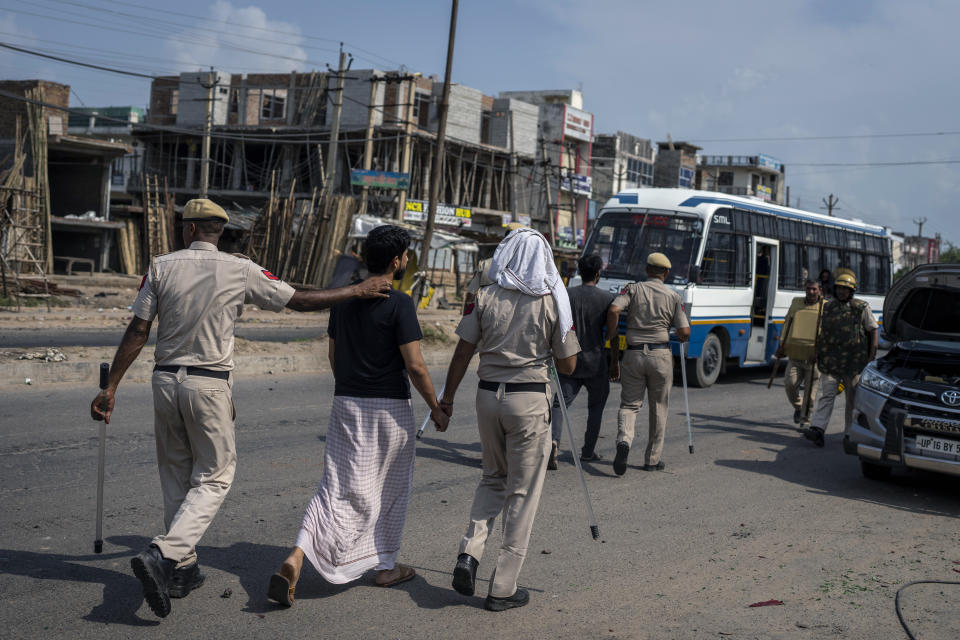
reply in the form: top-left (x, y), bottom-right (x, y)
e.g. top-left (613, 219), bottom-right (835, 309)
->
top-left (810, 371), bottom-right (860, 434)
top-left (460, 385), bottom-right (551, 598)
top-left (150, 368), bottom-right (236, 568)
top-left (617, 347), bottom-right (673, 466)
top-left (784, 359), bottom-right (820, 419)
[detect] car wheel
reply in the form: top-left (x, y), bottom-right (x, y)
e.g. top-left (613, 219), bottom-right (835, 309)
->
top-left (860, 459), bottom-right (892, 481)
top-left (687, 332), bottom-right (723, 388)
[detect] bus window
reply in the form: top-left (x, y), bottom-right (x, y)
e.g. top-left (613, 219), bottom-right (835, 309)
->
top-left (583, 211), bottom-right (701, 284)
top-left (780, 243), bottom-right (801, 290)
top-left (863, 254), bottom-right (879, 293)
top-left (824, 248), bottom-right (842, 280)
top-left (801, 245), bottom-right (821, 284)
top-left (702, 231), bottom-right (735, 285)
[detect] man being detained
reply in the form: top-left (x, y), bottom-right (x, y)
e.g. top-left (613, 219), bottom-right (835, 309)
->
top-left (268, 225), bottom-right (449, 606)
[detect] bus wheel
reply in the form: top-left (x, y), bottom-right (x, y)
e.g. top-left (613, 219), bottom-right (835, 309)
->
top-left (687, 333), bottom-right (723, 388)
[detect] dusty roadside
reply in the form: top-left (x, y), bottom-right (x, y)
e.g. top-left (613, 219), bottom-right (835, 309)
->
top-left (1, 274), bottom-right (464, 386)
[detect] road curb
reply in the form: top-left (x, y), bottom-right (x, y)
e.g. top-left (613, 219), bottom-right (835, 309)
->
top-left (4, 343), bottom-right (458, 387)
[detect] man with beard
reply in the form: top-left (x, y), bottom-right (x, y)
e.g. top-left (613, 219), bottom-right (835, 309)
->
top-left (268, 224), bottom-right (449, 607)
top-left (90, 198), bottom-right (391, 619)
top-left (803, 269), bottom-right (878, 447)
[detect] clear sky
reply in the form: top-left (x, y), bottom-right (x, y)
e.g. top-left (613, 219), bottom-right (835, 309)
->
top-left (2, 0), bottom-right (957, 244)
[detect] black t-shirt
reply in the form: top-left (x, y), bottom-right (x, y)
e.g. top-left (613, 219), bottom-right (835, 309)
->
top-left (568, 284), bottom-right (615, 378)
top-left (328, 290), bottom-right (422, 399)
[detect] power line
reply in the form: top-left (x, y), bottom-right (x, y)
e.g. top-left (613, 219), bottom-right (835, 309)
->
top-left (687, 131), bottom-right (960, 143)
top-left (1, 7), bottom-right (326, 68)
top-left (790, 159), bottom-right (960, 167)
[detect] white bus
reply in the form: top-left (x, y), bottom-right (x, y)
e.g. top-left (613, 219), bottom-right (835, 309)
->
top-left (579, 188), bottom-right (892, 387)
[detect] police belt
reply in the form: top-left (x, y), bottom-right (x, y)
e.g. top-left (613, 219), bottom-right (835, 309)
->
top-left (154, 365), bottom-right (230, 380)
top-left (478, 380), bottom-right (547, 393)
top-left (626, 342), bottom-right (670, 350)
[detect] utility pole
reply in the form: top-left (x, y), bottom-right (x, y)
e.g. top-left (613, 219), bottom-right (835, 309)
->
top-left (199, 67), bottom-right (216, 198)
top-left (421, 0), bottom-right (458, 292)
top-left (821, 193), bottom-right (839, 216)
top-left (397, 75), bottom-right (416, 221)
top-left (785, 185), bottom-right (790, 208)
top-left (325, 46), bottom-right (348, 199)
top-left (359, 74), bottom-right (379, 214)
top-left (508, 109), bottom-right (518, 220)
top-left (541, 137), bottom-right (556, 249)
top-left (913, 216), bottom-right (927, 238)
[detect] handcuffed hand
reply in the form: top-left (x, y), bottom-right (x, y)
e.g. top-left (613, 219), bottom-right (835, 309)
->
top-left (609, 361), bottom-right (620, 382)
top-left (90, 388), bottom-right (115, 424)
top-left (439, 399), bottom-right (453, 417)
top-left (355, 277), bottom-right (392, 299)
top-left (431, 406), bottom-right (450, 432)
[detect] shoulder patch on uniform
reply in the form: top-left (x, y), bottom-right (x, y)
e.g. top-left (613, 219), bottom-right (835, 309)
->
top-left (231, 252), bottom-right (250, 260)
top-left (463, 302), bottom-right (475, 316)
top-left (138, 274), bottom-right (147, 290)
top-left (261, 269), bottom-right (280, 281)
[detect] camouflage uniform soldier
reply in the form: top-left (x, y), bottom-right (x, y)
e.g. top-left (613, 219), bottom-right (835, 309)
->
top-left (803, 269), bottom-right (878, 447)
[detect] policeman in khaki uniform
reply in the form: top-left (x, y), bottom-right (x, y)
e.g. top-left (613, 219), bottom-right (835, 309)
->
top-left (775, 280), bottom-right (823, 426)
top-left (90, 199), bottom-right (389, 619)
top-left (441, 228), bottom-right (579, 612)
top-left (461, 223), bottom-right (527, 310)
top-left (607, 252), bottom-right (690, 476)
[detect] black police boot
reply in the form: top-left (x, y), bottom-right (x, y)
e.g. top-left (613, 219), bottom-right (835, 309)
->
top-left (485, 587), bottom-right (530, 612)
top-left (130, 545), bottom-right (175, 618)
top-left (452, 553), bottom-right (479, 596)
top-left (793, 407), bottom-right (802, 424)
top-left (168, 561), bottom-right (206, 599)
top-left (803, 426), bottom-right (825, 448)
top-left (613, 442), bottom-right (630, 476)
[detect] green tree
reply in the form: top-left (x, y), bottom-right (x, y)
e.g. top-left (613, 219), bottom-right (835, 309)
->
top-left (940, 240), bottom-right (960, 263)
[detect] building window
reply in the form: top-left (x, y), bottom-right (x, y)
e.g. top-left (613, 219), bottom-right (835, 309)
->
top-left (260, 89), bottom-right (286, 120)
top-left (679, 167), bottom-right (694, 188)
top-left (718, 171), bottom-right (733, 186)
top-left (170, 89), bottom-right (179, 115)
top-left (229, 89), bottom-right (240, 114)
top-left (641, 161), bottom-right (653, 186)
top-left (413, 92), bottom-right (431, 128)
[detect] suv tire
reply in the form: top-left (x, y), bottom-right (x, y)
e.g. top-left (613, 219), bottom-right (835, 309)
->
top-left (860, 459), bottom-right (892, 481)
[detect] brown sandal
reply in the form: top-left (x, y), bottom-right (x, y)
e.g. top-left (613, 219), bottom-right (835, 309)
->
top-left (268, 572), bottom-right (296, 607)
top-left (376, 564), bottom-right (416, 587)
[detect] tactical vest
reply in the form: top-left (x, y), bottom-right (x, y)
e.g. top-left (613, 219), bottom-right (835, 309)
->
top-left (816, 298), bottom-right (869, 377)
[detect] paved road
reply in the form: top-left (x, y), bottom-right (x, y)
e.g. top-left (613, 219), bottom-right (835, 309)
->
top-left (1, 369), bottom-right (958, 639)
top-left (0, 325), bottom-right (327, 348)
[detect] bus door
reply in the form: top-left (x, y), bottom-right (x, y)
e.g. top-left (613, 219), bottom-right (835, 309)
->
top-left (746, 237), bottom-right (779, 362)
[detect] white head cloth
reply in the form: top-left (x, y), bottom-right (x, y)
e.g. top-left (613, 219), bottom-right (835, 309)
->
top-left (487, 228), bottom-right (574, 342)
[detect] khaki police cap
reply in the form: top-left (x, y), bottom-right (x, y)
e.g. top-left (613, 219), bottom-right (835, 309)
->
top-left (647, 252), bottom-right (672, 269)
top-left (504, 221), bottom-right (527, 230)
top-left (182, 198), bottom-right (229, 223)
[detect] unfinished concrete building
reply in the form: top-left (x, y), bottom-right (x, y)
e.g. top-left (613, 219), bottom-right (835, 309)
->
top-left (135, 70), bottom-right (547, 239)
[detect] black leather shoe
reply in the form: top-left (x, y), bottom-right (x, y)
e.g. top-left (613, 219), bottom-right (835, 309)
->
top-left (793, 408), bottom-right (802, 424)
top-left (452, 553), bottom-right (478, 596)
top-left (579, 451), bottom-right (602, 463)
top-left (130, 545), bottom-right (175, 618)
top-left (168, 561), bottom-right (205, 599)
top-left (547, 440), bottom-right (559, 470)
top-left (613, 442), bottom-right (630, 476)
top-left (803, 426), bottom-right (825, 447)
top-left (643, 460), bottom-right (666, 471)
top-left (485, 587), bottom-right (530, 611)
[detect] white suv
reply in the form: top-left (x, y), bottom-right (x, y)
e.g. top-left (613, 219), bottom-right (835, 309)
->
top-left (844, 264), bottom-right (960, 479)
